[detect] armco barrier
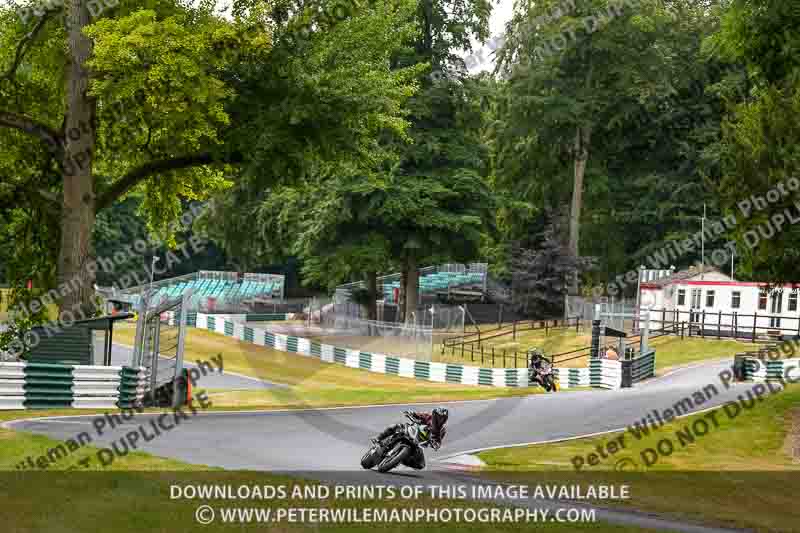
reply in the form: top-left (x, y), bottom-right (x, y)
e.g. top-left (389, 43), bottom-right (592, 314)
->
top-left (162, 312), bottom-right (622, 390)
top-left (0, 362), bottom-right (148, 410)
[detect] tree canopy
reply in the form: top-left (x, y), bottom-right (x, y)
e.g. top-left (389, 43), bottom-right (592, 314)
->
top-left (1, 0), bottom-right (797, 327)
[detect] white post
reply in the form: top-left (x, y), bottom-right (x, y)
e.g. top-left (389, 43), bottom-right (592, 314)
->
top-left (701, 203), bottom-right (706, 279)
top-left (148, 256), bottom-right (160, 307)
top-left (640, 307), bottom-right (651, 354)
top-left (634, 265), bottom-right (644, 331)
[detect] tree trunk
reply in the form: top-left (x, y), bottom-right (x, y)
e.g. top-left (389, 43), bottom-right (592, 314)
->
top-left (58, 0), bottom-right (96, 317)
top-left (404, 252), bottom-right (418, 326)
top-left (568, 125), bottom-right (591, 293)
top-left (366, 271), bottom-right (378, 321)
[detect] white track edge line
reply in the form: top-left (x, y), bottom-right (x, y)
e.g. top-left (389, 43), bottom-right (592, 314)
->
top-left (435, 403), bottom-right (729, 462)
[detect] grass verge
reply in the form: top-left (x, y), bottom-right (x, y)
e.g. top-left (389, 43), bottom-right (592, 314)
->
top-left (111, 325), bottom-right (542, 409)
top-left (476, 384), bottom-right (800, 532)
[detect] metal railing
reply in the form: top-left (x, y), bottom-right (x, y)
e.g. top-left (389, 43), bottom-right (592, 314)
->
top-left (132, 292), bottom-right (188, 407)
top-left (438, 317), bottom-right (584, 368)
top-left (442, 316), bottom-right (582, 348)
top-left (644, 308), bottom-right (800, 342)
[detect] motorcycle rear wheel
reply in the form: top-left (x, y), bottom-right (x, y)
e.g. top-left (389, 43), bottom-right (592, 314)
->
top-left (376, 444), bottom-right (411, 473)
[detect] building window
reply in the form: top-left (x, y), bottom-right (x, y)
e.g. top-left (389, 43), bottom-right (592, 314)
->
top-left (706, 290), bottom-right (715, 308)
top-left (691, 289), bottom-right (702, 308)
top-left (731, 291), bottom-right (741, 309)
top-left (759, 291), bottom-right (767, 310)
top-left (677, 289), bottom-right (686, 306)
top-left (790, 292), bottom-right (798, 312)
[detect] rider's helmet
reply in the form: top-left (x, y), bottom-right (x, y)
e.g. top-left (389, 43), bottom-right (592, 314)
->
top-left (431, 408), bottom-right (448, 443)
top-left (528, 348), bottom-right (545, 366)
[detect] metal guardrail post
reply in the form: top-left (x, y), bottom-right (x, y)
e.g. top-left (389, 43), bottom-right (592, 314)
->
top-left (590, 320), bottom-right (601, 359)
top-left (640, 311), bottom-right (650, 354)
top-left (621, 357), bottom-right (632, 388)
top-left (701, 310), bottom-right (706, 338)
top-left (149, 316), bottom-right (161, 396)
top-left (172, 292), bottom-right (191, 408)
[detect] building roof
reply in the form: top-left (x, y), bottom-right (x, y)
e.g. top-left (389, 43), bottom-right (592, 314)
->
top-left (643, 265), bottom-right (730, 288)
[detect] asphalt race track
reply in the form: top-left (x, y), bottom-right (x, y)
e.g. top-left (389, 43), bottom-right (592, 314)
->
top-left (7, 357), bottom-right (766, 532)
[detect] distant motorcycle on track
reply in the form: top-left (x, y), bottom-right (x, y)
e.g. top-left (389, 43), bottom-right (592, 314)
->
top-left (528, 348), bottom-right (558, 392)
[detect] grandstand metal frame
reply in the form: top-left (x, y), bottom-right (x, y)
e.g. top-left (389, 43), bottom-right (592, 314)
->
top-left (335, 263), bottom-right (489, 312)
top-left (99, 270), bottom-right (286, 312)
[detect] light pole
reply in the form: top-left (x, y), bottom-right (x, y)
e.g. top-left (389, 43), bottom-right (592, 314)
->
top-left (700, 203), bottom-right (706, 279)
top-left (634, 265), bottom-right (645, 331)
top-left (148, 256), bottom-right (160, 308)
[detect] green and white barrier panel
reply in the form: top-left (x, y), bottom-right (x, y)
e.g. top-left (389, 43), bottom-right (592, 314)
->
top-left (554, 367), bottom-right (590, 388)
top-left (245, 313), bottom-right (291, 322)
top-left (117, 366), bottom-right (149, 409)
top-left (184, 312), bottom-right (291, 330)
top-left (742, 357), bottom-right (800, 382)
top-left (589, 359), bottom-right (622, 389)
top-left (0, 362), bottom-right (147, 410)
top-left (163, 312), bottom-right (620, 390)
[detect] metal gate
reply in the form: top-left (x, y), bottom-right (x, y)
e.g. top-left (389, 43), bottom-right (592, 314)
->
top-left (132, 291), bottom-right (189, 406)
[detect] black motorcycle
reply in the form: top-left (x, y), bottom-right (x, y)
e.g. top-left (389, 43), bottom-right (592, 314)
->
top-left (361, 411), bottom-right (437, 473)
top-left (528, 351), bottom-right (557, 392)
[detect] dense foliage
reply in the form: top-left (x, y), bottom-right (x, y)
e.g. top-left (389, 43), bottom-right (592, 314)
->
top-left (1, 0), bottom-right (797, 322)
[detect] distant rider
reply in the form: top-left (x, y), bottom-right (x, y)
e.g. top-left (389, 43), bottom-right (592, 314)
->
top-left (528, 348), bottom-right (547, 371)
top-left (371, 408), bottom-right (448, 470)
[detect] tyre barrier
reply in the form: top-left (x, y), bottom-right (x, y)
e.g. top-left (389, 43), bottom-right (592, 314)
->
top-left (163, 312), bottom-right (624, 390)
top-left (0, 362), bottom-right (148, 410)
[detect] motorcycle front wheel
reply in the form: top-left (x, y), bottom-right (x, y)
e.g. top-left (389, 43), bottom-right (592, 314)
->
top-left (361, 445), bottom-right (383, 469)
top-left (376, 444), bottom-right (411, 473)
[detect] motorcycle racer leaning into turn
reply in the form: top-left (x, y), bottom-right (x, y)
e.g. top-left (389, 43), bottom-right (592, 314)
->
top-left (370, 408), bottom-right (448, 470)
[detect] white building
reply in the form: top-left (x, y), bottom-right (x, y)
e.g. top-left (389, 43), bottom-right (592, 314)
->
top-left (639, 266), bottom-right (800, 339)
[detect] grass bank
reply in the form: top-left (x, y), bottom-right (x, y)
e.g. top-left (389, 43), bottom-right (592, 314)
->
top-left (477, 384), bottom-right (800, 531)
top-left (111, 324), bottom-right (541, 409)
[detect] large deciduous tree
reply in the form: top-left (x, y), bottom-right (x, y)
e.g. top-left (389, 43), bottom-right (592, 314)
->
top-left (495, 0), bottom-right (678, 291)
top-left (710, 0), bottom-right (800, 283)
top-left (0, 0), bottom-right (420, 317)
top-left (200, 0), bottom-right (496, 325)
